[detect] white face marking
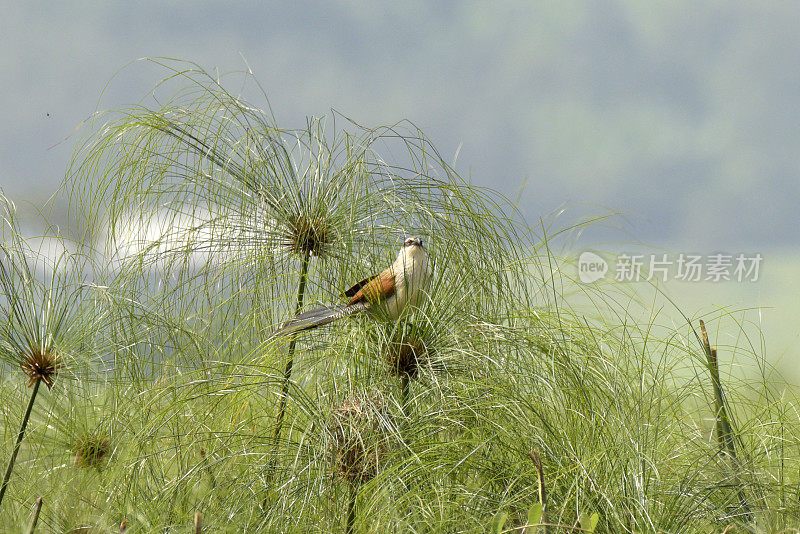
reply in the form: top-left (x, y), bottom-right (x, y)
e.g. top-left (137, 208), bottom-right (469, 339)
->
top-left (404, 236), bottom-right (423, 248)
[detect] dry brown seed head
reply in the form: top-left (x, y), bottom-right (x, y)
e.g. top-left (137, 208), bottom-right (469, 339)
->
top-left (329, 393), bottom-right (387, 483)
top-left (73, 434), bottom-right (112, 469)
top-left (285, 214), bottom-right (332, 256)
top-left (20, 346), bottom-right (60, 390)
top-left (386, 331), bottom-right (429, 379)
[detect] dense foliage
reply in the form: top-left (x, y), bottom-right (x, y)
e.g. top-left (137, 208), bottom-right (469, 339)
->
top-left (0, 61), bottom-right (797, 532)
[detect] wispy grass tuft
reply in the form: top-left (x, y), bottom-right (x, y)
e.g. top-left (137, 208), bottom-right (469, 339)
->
top-left (0, 193), bottom-right (102, 512)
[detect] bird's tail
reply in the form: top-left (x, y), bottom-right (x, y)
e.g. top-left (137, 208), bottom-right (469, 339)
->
top-left (268, 302), bottom-right (370, 339)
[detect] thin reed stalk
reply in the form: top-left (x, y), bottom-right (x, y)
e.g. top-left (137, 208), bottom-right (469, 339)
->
top-left (346, 484), bottom-right (357, 534)
top-left (400, 374), bottom-right (410, 419)
top-left (529, 450), bottom-right (549, 534)
top-left (25, 497), bottom-right (42, 534)
top-left (699, 320), bottom-right (738, 459)
top-left (0, 378), bottom-right (42, 509)
top-left (272, 248), bottom-right (312, 461)
top-left (698, 319), bottom-right (751, 521)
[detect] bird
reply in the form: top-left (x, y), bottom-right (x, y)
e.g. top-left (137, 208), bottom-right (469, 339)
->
top-left (269, 236), bottom-right (430, 338)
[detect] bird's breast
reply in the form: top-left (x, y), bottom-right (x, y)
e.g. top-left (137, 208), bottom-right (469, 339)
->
top-left (387, 248), bottom-right (430, 319)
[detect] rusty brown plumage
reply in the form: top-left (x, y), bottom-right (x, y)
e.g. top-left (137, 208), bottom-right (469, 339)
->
top-left (343, 274), bottom-right (379, 297)
top-left (347, 268), bottom-right (396, 305)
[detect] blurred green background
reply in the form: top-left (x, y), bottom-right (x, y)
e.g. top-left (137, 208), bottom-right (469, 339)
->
top-left (1, 2), bottom-right (797, 378)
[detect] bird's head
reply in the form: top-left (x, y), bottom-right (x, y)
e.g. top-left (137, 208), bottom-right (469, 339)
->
top-left (403, 236), bottom-right (424, 249)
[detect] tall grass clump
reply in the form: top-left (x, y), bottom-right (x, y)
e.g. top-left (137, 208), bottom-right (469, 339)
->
top-left (0, 194), bottom-right (104, 515)
top-left (0, 57), bottom-right (780, 531)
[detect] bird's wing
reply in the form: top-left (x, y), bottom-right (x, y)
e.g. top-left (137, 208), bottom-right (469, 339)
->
top-left (344, 274), bottom-right (379, 297)
top-left (347, 267), bottom-right (395, 305)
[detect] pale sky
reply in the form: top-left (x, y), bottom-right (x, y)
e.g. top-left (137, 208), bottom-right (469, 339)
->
top-left (2, 2), bottom-right (799, 250)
